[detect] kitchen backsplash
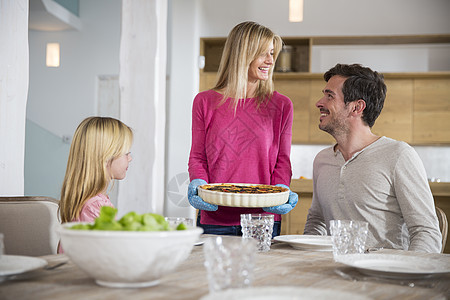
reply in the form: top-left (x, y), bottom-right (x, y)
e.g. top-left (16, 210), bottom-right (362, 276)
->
top-left (291, 144), bottom-right (450, 182)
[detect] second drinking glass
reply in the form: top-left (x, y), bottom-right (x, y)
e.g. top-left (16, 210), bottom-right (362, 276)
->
top-left (240, 214), bottom-right (274, 252)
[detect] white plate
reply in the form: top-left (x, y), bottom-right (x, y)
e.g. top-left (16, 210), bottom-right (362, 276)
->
top-left (273, 235), bottom-right (333, 251)
top-left (194, 240), bottom-right (205, 246)
top-left (198, 183), bottom-right (289, 208)
top-left (200, 286), bottom-right (370, 300)
top-left (336, 253), bottom-right (450, 279)
top-left (0, 255), bottom-right (48, 277)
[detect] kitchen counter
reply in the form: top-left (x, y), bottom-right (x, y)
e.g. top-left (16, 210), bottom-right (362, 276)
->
top-left (429, 181), bottom-right (450, 197)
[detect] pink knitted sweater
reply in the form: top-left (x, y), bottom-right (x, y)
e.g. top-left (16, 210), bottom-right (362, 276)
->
top-left (188, 90), bottom-right (293, 225)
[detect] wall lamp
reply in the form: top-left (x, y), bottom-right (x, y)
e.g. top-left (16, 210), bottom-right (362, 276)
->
top-left (46, 43), bottom-right (60, 67)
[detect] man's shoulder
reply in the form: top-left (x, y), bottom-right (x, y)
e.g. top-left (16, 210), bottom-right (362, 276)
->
top-left (315, 145), bottom-right (335, 160)
top-left (375, 136), bottom-right (412, 152)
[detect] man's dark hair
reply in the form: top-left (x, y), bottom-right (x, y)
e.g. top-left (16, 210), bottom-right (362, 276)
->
top-left (324, 63), bottom-right (387, 127)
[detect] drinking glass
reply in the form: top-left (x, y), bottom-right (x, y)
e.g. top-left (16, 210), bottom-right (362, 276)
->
top-left (203, 236), bottom-right (257, 293)
top-left (240, 214), bottom-right (274, 252)
top-left (164, 217), bottom-right (194, 228)
top-left (330, 220), bottom-right (369, 262)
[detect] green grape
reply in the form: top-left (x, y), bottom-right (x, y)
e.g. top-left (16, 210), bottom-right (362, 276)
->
top-left (69, 206), bottom-right (187, 231)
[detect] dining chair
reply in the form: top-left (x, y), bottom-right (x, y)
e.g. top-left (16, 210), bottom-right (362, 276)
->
top-left (0, 196), bottom-right (60, 256)
top-left (435, 206), bottom-right (448, 253)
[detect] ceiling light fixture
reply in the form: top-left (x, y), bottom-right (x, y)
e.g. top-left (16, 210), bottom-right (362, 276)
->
top-left (289, 0), bottom-right (304, 22)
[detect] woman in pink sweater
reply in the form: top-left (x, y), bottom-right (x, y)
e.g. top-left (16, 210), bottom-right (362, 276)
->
top-left (188, 21), bottom-right (298, 237)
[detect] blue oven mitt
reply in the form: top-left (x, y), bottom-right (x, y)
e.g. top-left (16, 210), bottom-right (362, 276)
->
top-left (188, 179), bottom-right (218, 211)
top-left (263, 184), bottom-right (298, 215)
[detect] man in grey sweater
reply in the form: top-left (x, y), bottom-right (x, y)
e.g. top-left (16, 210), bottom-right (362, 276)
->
top-left (304, 63), bottom-right (442, 253)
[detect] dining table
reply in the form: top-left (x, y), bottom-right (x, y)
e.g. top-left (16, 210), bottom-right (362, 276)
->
top-left (1, 235), bottom-right (449, 300)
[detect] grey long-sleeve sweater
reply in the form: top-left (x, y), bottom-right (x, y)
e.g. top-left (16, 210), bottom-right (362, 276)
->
top-left (304, 136), bottom-right (442, 253)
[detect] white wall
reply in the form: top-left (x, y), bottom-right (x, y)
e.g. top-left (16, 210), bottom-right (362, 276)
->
top-left (311, 44), bottom-right (450, 73)
top-left (27, 0), bottom-right (121, 139)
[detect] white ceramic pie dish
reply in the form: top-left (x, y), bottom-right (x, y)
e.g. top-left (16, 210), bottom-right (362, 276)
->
top-left (198, 183), bottom-right (289, 208)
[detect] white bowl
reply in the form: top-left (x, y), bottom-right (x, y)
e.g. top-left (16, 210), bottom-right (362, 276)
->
top-left (58, 222), bottom-right (203, 288)
top-left (198, 183), bottom-right (289, 208)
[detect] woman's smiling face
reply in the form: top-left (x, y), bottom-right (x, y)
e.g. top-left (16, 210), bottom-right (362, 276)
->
top-left (248, 41), bottom-right (274, 83)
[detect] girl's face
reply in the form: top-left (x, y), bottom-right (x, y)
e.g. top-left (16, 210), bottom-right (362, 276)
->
top-left (107, 152), bottom-right (132, 180)
top-left (248, 41), bottom-right (274, 83)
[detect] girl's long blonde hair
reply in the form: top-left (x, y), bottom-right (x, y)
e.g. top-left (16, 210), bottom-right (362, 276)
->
top-left (59, 117), bottom-right (133, 223)
top-left (213, 21), bottom-right (282, 109)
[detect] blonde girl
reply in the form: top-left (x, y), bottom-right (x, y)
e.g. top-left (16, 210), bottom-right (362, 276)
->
top-left (59, 116), bottom-right (133, 224)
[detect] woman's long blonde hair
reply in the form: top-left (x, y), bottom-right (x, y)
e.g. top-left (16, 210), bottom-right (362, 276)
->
top-left (213, 21), bottom-right (282, 109)
top-left (59, 117), bottom-right (133, 223)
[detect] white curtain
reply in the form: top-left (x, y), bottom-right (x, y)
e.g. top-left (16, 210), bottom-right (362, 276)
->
top-left (0, 0), bottom-right (29, 196)
top-left (118, 0), bottom-right (167, 215)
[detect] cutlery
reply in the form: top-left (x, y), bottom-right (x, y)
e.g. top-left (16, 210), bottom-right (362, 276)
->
top-left (364, 247), bottom-right (383, 253)
top-left (45, 261), bottom-right (68, 270)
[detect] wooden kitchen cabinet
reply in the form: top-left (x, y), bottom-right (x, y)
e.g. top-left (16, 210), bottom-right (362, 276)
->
top-left (199, 35), bottom-right (450, 145)
top-left (278, 73), bottom-right (450, 145)
top-left (372, 78), bottom-right (414, 143)
top-left (413, 78), bottom-right (450, 144)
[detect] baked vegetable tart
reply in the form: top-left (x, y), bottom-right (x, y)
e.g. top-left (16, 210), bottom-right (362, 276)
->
top-left (198, 183), bottom-right (289, 208)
